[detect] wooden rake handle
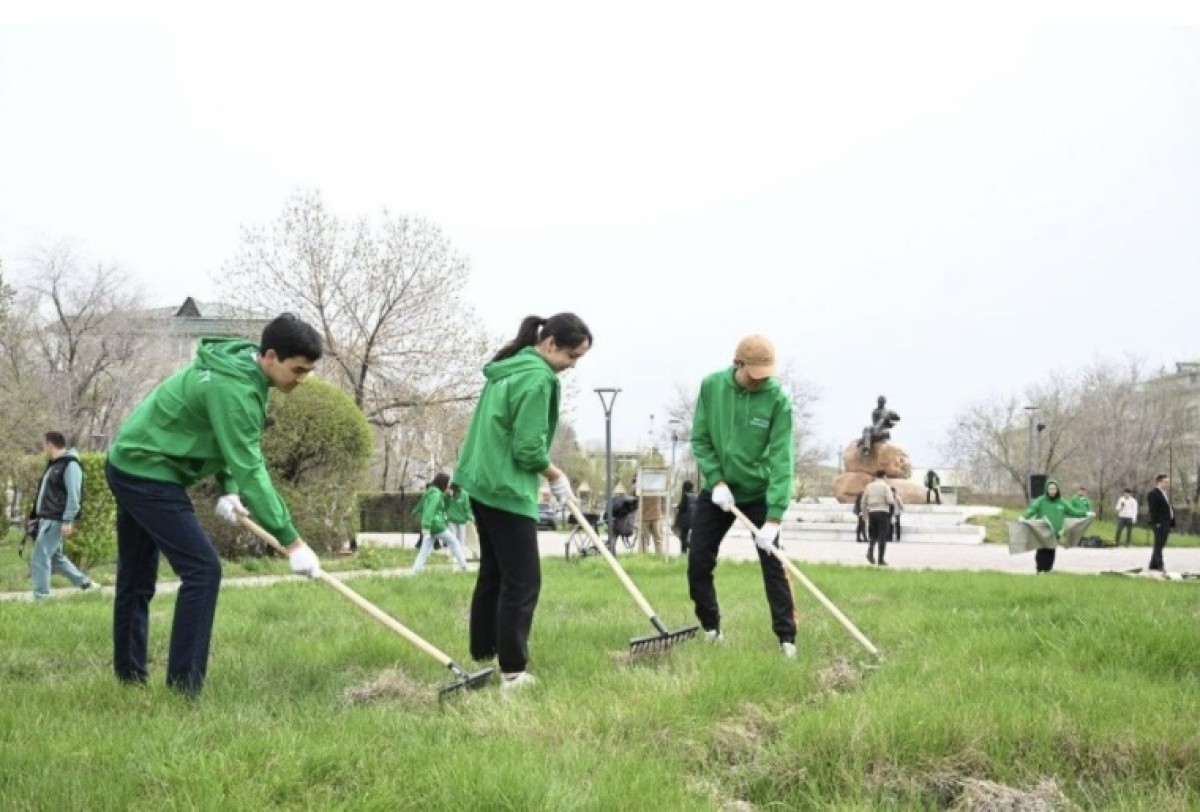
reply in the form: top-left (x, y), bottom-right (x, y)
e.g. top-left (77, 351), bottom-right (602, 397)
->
top-left (729, 505), bottom-right (880, 657)
top-left (564, 499), bottom-right (660, 621)
top-left (236, 515), bottom-right (455, 668)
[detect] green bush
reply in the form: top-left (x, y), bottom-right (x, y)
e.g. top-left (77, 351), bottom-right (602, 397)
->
top-left (15, 451), bottom-right (116, 569)
top-left (193, 378), bottom-right (373, 557)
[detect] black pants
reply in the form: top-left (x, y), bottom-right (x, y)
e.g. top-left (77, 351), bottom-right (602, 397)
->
top-left (676, 525), bottom-right (692, 554)
top-left (866, 511), bottom-right (890, 563)
top-left (855, 515), bottom-right (866, 542)
top-left (1149, 523), bottom-right (1171, 571)
top-left (1035, 547), bottom-right (1057, 572)
top-left (893, 516), bottom-right (902, 542)
top-left (1115, 517), bottom-right (1134, 546)
top-left (107, 462), bottom-right (222, 695)
top-left (926, 488), bottom-right (941, 504)
top-left (469, 498), bottom-right (541, 673)
top-left (686, 493), bottom-right (796, 643)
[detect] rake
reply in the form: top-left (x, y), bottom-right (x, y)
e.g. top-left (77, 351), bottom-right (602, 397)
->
top-left (564, 499), bottom-right (699, 655)
top-left (238, 516), bottom-right (493, 697)
top-left (729, 505), bottom-right (880, 657)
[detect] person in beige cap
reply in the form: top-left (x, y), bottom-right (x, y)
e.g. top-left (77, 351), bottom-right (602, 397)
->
top-left (687, 335), bottom-right (799, 658)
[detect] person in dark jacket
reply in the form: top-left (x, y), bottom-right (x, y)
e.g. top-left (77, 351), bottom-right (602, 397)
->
top-left (853, 492), bottom-right (867, 543)
top-left (672, 480), bottom-right (698, 554)
top-left (1145, 474), bottom-right (1175, 572)
top-left (29, 431), bottom-right (93, 599)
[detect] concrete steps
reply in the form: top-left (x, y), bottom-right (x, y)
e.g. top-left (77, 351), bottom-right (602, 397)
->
top-left (779, 500), bottom-right (998, 545)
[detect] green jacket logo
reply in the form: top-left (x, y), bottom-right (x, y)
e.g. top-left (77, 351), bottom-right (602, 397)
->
top-left (749, 416), bottom-right (770, 430)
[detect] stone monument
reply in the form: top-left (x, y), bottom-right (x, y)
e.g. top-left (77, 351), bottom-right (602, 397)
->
top-left (834, 396), bottom-right (925, 504)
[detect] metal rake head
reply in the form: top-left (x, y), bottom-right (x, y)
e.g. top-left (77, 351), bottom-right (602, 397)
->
top-left (628, 624), bottom-right (700, 656)
top-left (438, 666), bottom-right (495, 698)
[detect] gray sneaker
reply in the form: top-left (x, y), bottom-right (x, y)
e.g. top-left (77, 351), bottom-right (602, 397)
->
top-left (704, 629), bottom-right (725, 644)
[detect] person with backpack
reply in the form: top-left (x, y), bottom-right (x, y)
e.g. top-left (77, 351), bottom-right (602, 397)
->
top-left (672, 480), bottom-right (698, 555)
top-left (105, 314), bottom-right (323, 696)
top-left (29, 431), bottom-right (93, 599)
top-left (453, 312), bottom-right (592, 690)
top-left (411, 473), bottom-right (469, 573)
top-left (924, 469), bottom-right (941, 504)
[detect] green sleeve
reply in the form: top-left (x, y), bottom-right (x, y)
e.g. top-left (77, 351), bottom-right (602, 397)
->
top-left (511, 378), bottom-right (553, 474)
top-left (1023, 498), bottom-right (1042, 519)
top-left (765, 394), bottom-right (795, 521)
top-left (208, 384), bottom-right (299, 544)
top-left (1064, 500), bottom-right (1089, 519)
top-left (690, 379), bottom-right (724, 488)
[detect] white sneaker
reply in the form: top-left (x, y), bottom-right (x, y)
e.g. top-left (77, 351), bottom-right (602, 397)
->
top-left (704, 629), bottom-right (725, 644)
top-left (781, 642), bottom-right (797, 659)
top-left (500, 672), bottom-right (537, 691)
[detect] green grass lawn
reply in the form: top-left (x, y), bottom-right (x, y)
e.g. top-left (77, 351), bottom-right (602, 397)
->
top-left (968, 509), bottom-right (1200, 548)
top-left (2, 552), bottom-right (1198, 810)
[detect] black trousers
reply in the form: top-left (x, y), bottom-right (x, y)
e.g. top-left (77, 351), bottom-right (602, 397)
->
top-left (1149, 523), bottom-right (1171, 571)
top-left (926, 488), bottom-right (941, 504)
top-left (469, 498), bottom-right (541, 673)
top-left (1035, 547), bottom-right (1057, 572)
top-left (686, 493), bottom-right (796, 643)
top-left (855, 515), bottom-right (866, 542)
top-left (1114, 518), bottom-right (1134, 546)
top-left (106, 462), bottom-right (222, 695)
top-left (866, 511), bottom-right (890, 563)
top-left (676, 525), bottom-right (692, 554)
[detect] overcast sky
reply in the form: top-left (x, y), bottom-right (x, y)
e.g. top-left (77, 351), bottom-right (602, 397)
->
top-left (3, 17), bottom-right (1199, 469)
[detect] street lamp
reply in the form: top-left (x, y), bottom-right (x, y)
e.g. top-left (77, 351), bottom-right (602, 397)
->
top-left (595, 388), bottom-right (621, 552)
top-left (1023, 405), bottom-right (1039, 498)
top-left (668, 419), bottom-right (683, 503)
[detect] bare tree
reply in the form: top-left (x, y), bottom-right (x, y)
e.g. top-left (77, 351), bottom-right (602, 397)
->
top-left (223, 190), bottom-right (486, 424)
top-left (23, 242), bottom-right (169, 443)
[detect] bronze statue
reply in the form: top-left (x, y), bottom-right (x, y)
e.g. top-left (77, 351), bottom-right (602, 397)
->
top-left (859, 395), bottom-right (900, 456)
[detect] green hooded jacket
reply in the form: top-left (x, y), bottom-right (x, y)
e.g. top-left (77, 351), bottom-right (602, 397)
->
top-left (452, 347), bottom-right (559, 522)
top-left (1023, 478), bottom-right (1089, 537)
top-left (691, 367), bottom-right (794, 521)
top-left (420, 488), bottom-right (449, 535)
top-left (446, 489), bottom-right (473, 524)
top-left (107, 338), bottom-right (299, 544)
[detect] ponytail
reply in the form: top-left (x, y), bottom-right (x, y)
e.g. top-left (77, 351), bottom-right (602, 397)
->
top-left (492, 315), bottom-right (546, 362)
top-left (492, 313), bottom-right (591, 362)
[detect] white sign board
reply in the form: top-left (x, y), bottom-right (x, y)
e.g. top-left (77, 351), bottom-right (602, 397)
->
top-left (637, 467), bottom-right (669, 496)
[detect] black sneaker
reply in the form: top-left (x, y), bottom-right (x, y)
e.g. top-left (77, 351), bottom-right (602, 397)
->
top-left (80, 580), bottom-right (94, 592)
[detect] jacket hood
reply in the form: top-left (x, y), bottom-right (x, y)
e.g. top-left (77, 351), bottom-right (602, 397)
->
top-left (1045, 478), bottom-right (1062, 500)
top-left (483, 346), bottom-right (555, 383)
top-left (195, 337), bottom-right (264, 383)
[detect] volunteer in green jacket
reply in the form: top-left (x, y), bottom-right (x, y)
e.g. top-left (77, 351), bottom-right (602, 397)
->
top-left (688, 335), bottom-right (798, 658)
top-left (1021, 478), bottom-right (1089, 573)
top-left (446, 482), bottom-right (474, 554)
top-left (453, 313), bottom-right (592, 690)
top-left (1069, 485), bottom-right (1091, 515)
top-left (411, 473), bottom-right (468, 573)
top-left (105, 314), bottom-right (323, 695)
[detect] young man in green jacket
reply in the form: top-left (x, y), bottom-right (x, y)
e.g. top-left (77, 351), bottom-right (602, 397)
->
top-left (105, 313), bottom-right (323, 695)
top-left (688, 335), bottom-right (798, 658)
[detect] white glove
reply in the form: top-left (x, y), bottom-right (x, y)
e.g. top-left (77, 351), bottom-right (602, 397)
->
top-left (215, 494), bottom-right (249, 526)
top-left (550, 475), bottom-right (574, 505)
top-left (755, 521), bottom-right (780, 552)
top-left (711, 484), bottom-right (734, 512)
top-left (288, 544), bottom-right (322, 579)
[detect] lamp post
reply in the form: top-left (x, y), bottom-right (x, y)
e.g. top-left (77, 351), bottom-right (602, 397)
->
top-left (1023, 405), bottom-right (1039, 499)
top-left (595, 388), bottom-right (621, 552)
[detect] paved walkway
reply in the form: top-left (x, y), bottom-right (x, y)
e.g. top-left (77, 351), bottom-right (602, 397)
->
top-left (5, 530), bottom-right (1197, 602)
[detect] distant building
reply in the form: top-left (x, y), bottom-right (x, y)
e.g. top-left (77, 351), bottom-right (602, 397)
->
top-left (138, 296), bottom-right (273, 363)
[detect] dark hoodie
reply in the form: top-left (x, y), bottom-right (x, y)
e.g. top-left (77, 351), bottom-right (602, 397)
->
top-left (1022, 478), bottom-right (1088, 537)
top-left (108, 338), bottom-right (298, 543)
top-left (452, 347), bottom-right (560, 521)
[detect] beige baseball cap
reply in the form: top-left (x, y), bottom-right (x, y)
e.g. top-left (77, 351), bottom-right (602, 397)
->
top-left (734, 334), bottom-right (776, 379)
